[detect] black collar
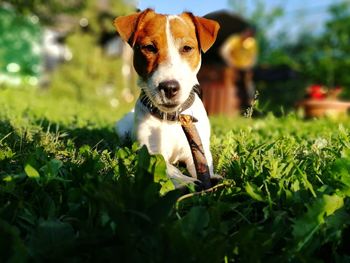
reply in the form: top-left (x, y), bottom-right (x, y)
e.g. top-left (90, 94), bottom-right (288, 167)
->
top-left (139, 86), bottom-right (199, 122)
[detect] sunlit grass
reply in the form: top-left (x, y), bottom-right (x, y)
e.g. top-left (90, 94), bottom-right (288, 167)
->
top-left (1, 86), bottom-right (350, 262)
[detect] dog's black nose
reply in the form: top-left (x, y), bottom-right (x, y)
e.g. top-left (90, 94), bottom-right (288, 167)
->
top-left (158, 80), bottom-right (180, 99)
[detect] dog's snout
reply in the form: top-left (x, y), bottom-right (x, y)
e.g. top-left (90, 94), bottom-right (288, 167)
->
top-left (158, 80), bottom-right (180, 99)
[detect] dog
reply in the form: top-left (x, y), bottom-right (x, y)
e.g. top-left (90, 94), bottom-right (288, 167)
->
top-left (114, 9), bottom-right (219, 188)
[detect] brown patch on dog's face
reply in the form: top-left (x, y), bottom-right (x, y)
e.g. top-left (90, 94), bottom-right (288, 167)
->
top-left (132, 13), bottom-right (167, 80)
top-left (114, 10), bottom-right (219, 81)
top-left (170, 15), bottom-right (201, 71)
top-left (131, 13), bottom-right (201, 81)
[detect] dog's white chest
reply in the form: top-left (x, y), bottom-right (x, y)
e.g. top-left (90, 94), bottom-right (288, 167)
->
top-left (116, 94), bottom-right (213, 178)
top-left (136, 113), bottom-right (191, 163)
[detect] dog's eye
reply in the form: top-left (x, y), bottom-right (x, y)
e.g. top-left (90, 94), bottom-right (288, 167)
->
top-left (141, 44), bottom-right (157, 53)
top-left (181, 45), bottom-right (193, 53)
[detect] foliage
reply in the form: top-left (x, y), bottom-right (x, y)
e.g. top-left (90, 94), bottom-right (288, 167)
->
top-left (2, 0), bottom-right (134, 24)
top-left (263, 1), bottom-right (350, 109)
top-left (0, 7), bottom-right (41, 84)
top-left (1, 1), bottom-right (350, 261)
top-left (39, 0), bottom-right (138, 115)
top-left (2, 0), bottom-right (85, 21)
top-left (48, 30), bottom-right (136, 110)
top-left (0, 0), bottom-right (136, 88)
top-left (265, 2), bottom-right (350, 94)
top-left (295, 2), bottom-right (350, 92)
top-left (1, 87), bottom-right (350, 262)
top-left (0, 1), bottom-right (137, 110)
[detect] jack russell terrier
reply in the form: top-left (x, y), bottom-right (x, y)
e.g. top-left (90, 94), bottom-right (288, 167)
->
top-left (114, 9), bottom-right (220, 188)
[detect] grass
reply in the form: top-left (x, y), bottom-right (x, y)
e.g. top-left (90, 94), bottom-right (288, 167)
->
top-left (1, 86), bottom-right (350, 262)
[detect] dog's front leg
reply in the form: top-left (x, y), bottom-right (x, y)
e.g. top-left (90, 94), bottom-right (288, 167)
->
top-left (204, 146), bottom-right (214, 176)
top-left (166, 163), bottom-right (200, 189)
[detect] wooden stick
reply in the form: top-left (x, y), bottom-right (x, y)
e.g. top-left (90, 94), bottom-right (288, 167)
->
top-left (179, 114), bottom-right (212, 190)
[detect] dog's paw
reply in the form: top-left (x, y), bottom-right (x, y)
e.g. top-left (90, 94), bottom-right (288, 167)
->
top-left (167, 163), bottom-right (200, 189)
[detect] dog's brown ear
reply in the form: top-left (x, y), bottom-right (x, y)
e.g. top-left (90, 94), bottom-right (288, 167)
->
top-left (113, 9), bottom-right (153, 47)
top-left (185, 14), bottom-right (220, 53)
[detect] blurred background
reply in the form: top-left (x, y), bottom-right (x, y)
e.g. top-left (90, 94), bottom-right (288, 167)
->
top-left (1, 0), bottom-right (350, 118)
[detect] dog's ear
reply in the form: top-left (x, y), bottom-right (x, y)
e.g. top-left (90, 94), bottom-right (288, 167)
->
top-left (185, 13), bottom-right (220, 53)
top-left (113, 9), bottom-right (153, 47)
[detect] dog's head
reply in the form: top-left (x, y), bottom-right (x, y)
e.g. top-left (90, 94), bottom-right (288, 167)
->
top-left (114, 9), bottom-right (219, 112)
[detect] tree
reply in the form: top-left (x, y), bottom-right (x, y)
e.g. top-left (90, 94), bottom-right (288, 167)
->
top-left (2, 0), bottom-right (85, 24)
top-left (2, 0), bottom-right (135, 25)
top-left (0, 6), bottom-right (41, 84)
top-left (284, 1), bottom-right (350, 93)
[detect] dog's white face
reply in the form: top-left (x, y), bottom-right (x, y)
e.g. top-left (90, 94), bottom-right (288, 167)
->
top-left (114, 9), bottom-right (219, 112)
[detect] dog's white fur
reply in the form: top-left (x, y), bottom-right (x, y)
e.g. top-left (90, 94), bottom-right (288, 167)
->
top-left (116, 15), bottom-right (214, 186)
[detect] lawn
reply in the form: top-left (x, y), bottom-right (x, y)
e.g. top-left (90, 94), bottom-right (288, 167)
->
top-left (1, 87), bottom-right (350, 262)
